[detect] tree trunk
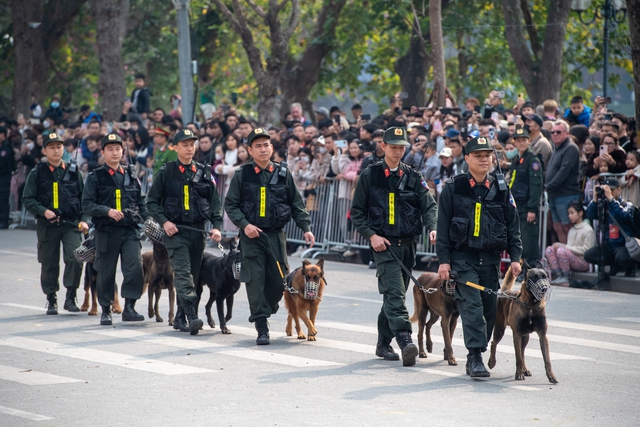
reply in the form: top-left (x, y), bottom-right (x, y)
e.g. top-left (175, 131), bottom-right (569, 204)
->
top-left (429, 0), bottom-right (446, 107)
top-left (502, 0), bottom-right (571, 105)
top-left (628, 0), bottom-right (640, 125)
top-left (92, 0), bottom-right (129, 121)
top-left (279, 0), bottom-right (347, 122)
top-left (10, 0), bottom-right (40, 118)
top-left (394, 26), bottom-right (430, 109)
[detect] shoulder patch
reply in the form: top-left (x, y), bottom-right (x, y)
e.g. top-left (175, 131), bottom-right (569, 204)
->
top-left (420, 179), bottom-right (428, 188)
top-left (531, 162), bottom-right (541, 171)
top-left (509, 194), bottom-right (517, 208)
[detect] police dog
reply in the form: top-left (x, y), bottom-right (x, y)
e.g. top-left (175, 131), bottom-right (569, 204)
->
top-left (196, 245), bottom-right (241, 334)
top-left (410, 272), bottom-right (459, 365)
top-left (79, 238), bottom-right (122, 316)
top-left (142, 243), bottom-right (175, 325)
top-left (284, 259), bottom-right (326, 341)
top-left (488, 264), bottom-right (558, 383)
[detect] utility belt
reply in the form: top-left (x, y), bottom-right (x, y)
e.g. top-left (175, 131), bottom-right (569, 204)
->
top-left (450, 249), bottom-right (502, 265)
top-left (384, 236), bottom-right (417, 246)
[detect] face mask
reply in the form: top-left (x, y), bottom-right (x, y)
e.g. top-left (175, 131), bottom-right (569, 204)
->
top-left (505, 149), bottom-right (518, 160)
top-left (300, 156), bottom-right (309, 164)
top-left (43, 120), bottom-right (51, 128)
top-left (318, 147), bottom-right (327, 154)
top-left (51, 102), bottom-right (60, 109)
top-left (57, 129), bottom-right (65, 137)
top-left (215, 153), bottom-right (223, 161)
top-left (26, 142), bottom-right (35, 151)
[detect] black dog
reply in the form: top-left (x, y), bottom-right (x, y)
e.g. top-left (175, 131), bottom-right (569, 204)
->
top-left (195, 243), bottom-right (241, 334)
top-left (142, 242), bottom-right (175, 325)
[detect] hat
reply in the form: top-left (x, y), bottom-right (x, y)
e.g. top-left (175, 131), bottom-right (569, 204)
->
top-left (465, 136), bottom-right (493, 154)
top-left (406, 122), bottom-right (422, 130)
top-left (445, 128), bottom-right (460, 139)
top-left (439, 147), bottom-right (453, 158)
top-left (526, 114), bottom-right (543, 128)
top-left (173, 128), bottom-right (197, 145)
top-left (315, 107), bottom-right (330, 117)
top-left (513, 126), bottom-right (530, 139)
top-left (499, 120), bottom-right (509, 130)
top-left (602, 177), bottom-right (620, 188)
top-left (522, 101), bottom-right (534, 110)
top-left (155, 125), bottom-right (171, 138)
top-left (101, 132), bottom-right (123, 149)
top-left (43, 132), bottom-right (64, 148)
top-left (247, 127), bottom-right (270, 146)
top-left (383, 127), bottom-right (410, 146)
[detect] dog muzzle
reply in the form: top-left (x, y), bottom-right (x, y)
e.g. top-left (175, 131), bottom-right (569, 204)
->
top-left (303, 281), bottom-right (319, 300)
top-left (444, 279), bottom-right (456, 296)
top-left (144, 219), bottom-right (166, 245)
top-left (528, 278), bottom-right (552, 301)
top-left (233, 261), bottom-right (241, 280)
top-left (73, 240), bottom-right (96, 263)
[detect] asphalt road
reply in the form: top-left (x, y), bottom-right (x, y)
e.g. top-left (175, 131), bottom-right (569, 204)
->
top-left (0, 228), bottom-right (639, 427)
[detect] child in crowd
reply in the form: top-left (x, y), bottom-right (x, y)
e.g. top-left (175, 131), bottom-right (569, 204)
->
top-left (545, 201), bottom-right (595, 286)
top-left (620, 150), bottom-right (640, 206)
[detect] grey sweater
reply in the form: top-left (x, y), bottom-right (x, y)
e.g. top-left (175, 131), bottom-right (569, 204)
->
top-left (545, 139), bottom-right (582, 198)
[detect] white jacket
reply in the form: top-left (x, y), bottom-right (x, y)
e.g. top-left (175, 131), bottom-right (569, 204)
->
top-left (564, 220), bottom-right (596, 257)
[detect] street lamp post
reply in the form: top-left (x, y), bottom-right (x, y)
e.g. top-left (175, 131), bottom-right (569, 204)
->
top-left (572, 0), bottom-right (627, 98)
top-left (172, 0), bottom-right (195, 123)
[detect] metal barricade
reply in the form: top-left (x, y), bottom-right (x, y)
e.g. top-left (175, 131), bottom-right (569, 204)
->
top-left (9, 165), bottom-right (35, 229)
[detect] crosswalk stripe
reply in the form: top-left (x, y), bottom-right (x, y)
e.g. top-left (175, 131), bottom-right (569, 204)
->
top-left (0, 364), bottom-right (83, 386)
top-left (1, 303), bottom-right (46, 311)
top-left (0, 405), bottom-right (53, 421)
top-left (88, 329), bottom-right (342, 368)
top-left (612, 317), bottom-right (640, 324)
top-left (0, 336), bottom-right (213, 375)
top-left (420, 368), bottom-right (543, 391)
top-left (323, 293), bottom-right (382, 304)
top-left (548, 319), bottom-right (640, 338)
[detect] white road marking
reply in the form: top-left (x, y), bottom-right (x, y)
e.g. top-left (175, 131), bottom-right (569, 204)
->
top-left (0, 336), bottom-right (212, 375)
top-left (1, 303), bottom-right (45, 311)
top-left (548, 319), bottom-right (640, 338)
top-left (420, 368), bottom-right (543, 391)
top-left (612, 317), bottom-right (640, 324)
top-left (323, 293), bottom-right (382, 304)
top-left (89, 329), bottom-right (341, 368)
top-left (0, 249), bottom-right (38, 257)
top-left (0, 405), bottom-right (53, 421)
top-left (0, 364), bottom-right (82, 386)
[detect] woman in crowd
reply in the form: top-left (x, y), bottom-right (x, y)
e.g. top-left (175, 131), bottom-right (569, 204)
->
top-left (621, 150), bottom-right (640, 206)
top-left (586, 132), bottom-right (627, 177)
top-left (545, 201), bottom-right (596, 286)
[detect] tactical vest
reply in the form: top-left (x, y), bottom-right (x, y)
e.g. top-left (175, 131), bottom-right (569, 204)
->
top-left (509, 150), bottom-right (533, 203)
top-left (448, 174), bottom-right (508, 252)
top-left (366, 163), bottom-right (423, 238)
top-left (239, 163), bottom-right (291, 231)
top-left (35, 162), bottom-right (81, 219)
top-left (91, 166), bottom-right (140, 229)
top-left (162, 162), bottom-right (211, 224)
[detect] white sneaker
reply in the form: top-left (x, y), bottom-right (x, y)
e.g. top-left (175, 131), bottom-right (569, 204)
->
top-left (420, 255), bottom-right (432, 263)
top-left (343, 250), bottom-right (356, 257)
top-left (330, 246), bottom-right (347, 253)
top-left (291, 246), bottom-right (304, 257)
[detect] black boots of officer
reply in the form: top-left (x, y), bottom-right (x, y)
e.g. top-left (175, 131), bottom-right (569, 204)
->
top-left (466, 348), bottom-right (490, 377)
top-left (63, 288), bottom-right (80, 313)
top-left (46, 293), bottom-right (58, 315)
top-left (395, 331), bottom-right (418, 366)
top-left (173, 306), bottom-right (189, 332)
top-left (184, 305), bottom-right (203, 335)
top-left (255, 317), bottom-right (270, 345)
top-left (122, 298), bottom-right (145, 322)
top-left (375, 335), bottom-right (399, 361)
top-left (101, 306), bottom-right (112, 325)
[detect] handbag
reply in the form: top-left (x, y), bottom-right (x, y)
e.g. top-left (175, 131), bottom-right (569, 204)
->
top-left (608, 211), bottom-right (640, 262)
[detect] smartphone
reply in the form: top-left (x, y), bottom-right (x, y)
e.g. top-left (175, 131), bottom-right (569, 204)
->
top-left (433, 121), bottom-right (442, 132)
top-left (333, 114), bottom-right (341, 124)
top-left (335, 139), bottom-right (347, 149)
top-left (518, 93), bottom-right (525, 100)
top-left (496, 90), bottom-right (505, 99)
top-left (491, 111), bottom-right (500, 121)
top-left (604, 96), bottom-right (612, 104)
top-left (599, 145), bottom-right (608, 157)
top-left (361, 114), bottom-right (371, 121)
top-left (488, 127), bottom-right (496, 141)
top-left (474, 105), bottom-right (481, 113)
top-left (440, 108), bottom-right (452, 116)
top-left (603, 113), bottom-right (613, 121)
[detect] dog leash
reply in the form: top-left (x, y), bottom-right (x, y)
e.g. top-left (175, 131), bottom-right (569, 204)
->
top-left (258, 232), bottom-right (298, 294)
top-left (384, 244), bottom-right (435, 294)
top-left (450, 271), bottom-right (529, 308)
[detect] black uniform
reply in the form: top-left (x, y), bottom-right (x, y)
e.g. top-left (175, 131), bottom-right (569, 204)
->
top-left (0, 133), bottom-right (16, 228)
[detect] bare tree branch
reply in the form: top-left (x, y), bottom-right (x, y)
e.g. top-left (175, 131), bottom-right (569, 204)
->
top-left (245, 0), bottom-right (267, 19)
top-left (282, 0), bottom-right (300, 45)
top-left (519, 0), bottom-right (542, 60)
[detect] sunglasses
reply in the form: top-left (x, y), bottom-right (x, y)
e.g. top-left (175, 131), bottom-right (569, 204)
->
top-left (551, 130), bottom-right (565, 135)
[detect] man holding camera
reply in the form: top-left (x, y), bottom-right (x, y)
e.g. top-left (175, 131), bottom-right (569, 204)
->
top-left (584, 178), bottom-right (637, 278)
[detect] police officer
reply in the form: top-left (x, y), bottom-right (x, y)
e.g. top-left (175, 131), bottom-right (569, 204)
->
top-left (82, 133), bottom-right (150, 325)
top-left (436, 136), bottom-right (522, 377)
top-left (225, 128), bottom-right (314, 345)
top-left (0, 126), bottom-right (15, 229)
top-left (351, 127), bottom-right (438, 367)
top-left (509, 126), bottom-right (543, 267)
top-left (147, 128), bottom-right (223, 335)
top-left (22, 132), bottom-right (89, 314)
top-left (153, 125), bottom-right (177, 175)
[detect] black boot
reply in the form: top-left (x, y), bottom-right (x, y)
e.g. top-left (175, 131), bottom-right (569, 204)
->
top-left (100, 306), bottom-right (112, 325)
top-left (255, 317), bottom-right (270, 345)
top-left (184, 305), bottom-right (203, 335)
top-left (46, 293), bottom-right (58, 315)
top-left (375, 335), bottom-right (399, 361)
top-left (395, 331), bottom-right (418, 366)
top-left (63, 288), bottom-right (80, 312)
top-left (466, 348), bottom-right (490, 378)
top-left (173, 306), bottom-right (189, 332)
top-left (122, 299), bottom-right (144, 321)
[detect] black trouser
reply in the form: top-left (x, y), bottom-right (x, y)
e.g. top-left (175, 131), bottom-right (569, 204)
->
top-left (36, 218), bottom-right (82, 295)
top-left (165, 227), bottom-right (206, 309)
top-left (518, 207), bottom-right (540, 266)
top-left (584, 244), bottom-right (637, 275)
top-left (0, 175), bottom-right (10, 225)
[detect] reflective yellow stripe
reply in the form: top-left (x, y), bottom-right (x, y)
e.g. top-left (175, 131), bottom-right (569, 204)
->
top-left (465, 281), bottom-right (486, 291)
top-left (388, 193), bottom-right (395, 225)
top-left (184, 185), bottom-right (190, 210)
top-left (259, 186), bottom-right (266, 217)
top-left (509, 170), bottom-right (516, 188)
top-left (473, 202), bottom-right (481, 237)
top-left (115, 189), bottom-right (121, 211)
top-left (52, 182), bottom-right (59, 210)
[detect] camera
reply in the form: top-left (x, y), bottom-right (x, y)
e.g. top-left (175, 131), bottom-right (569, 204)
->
top-left (595, 186), bottom-right (604, 198)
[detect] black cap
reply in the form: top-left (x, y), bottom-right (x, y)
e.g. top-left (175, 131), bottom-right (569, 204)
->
top-left (602, 177), bottom-right (620, 188)
top-left (526, 114), bottom-right (543, 128)
top-left (173, 128), bottom-right (198, 145)
top-left (465, 136), bottom-right (493, 154)
top-left (382, 127), bottom-right (409, 146)
top-left (43, 132), bottom-right (64, 148)
top-left (513, 126), bottom-right (529, 139)
top-left (247, 127), bottom-right (270, 146)
top-left (101, 133), bottom-right (123, 149)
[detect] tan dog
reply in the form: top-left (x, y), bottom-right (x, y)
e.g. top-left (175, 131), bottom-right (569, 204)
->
top-left (142, 243), bottom-right (175, 325)
top-left (80, 261), bottom-right (122, 316)
top-left (488, 265), bottom-right (558, 383)
top-left (284, 259), bottom-right (326, 341)
top-left (410, 272), bottom-right (459, 365)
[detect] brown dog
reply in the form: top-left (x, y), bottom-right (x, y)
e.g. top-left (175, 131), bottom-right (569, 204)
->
top-left (410, 272), bottom-right (459, 365)
top-left (488, 265), bottom-right (558, 383)
top-left (142, 243), bottom-right (175, 325)
top-left (284, 259), bottom-right (326, 341)
top-left (80, 261), bottom-right (122, 316)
